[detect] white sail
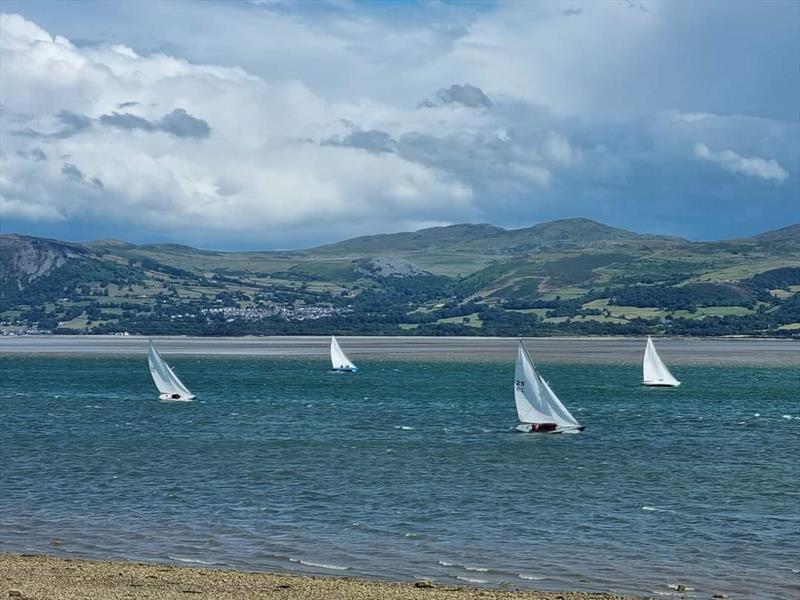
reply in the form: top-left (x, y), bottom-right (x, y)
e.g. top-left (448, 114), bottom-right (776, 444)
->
top-left (514, 340), bottom-right (581, 429)
top-left (642, 336), bottom-right (680, 387)
top-left (330, 335), bottom-right (357, 371)
top-left (148, 340), bottom-right (194, 399)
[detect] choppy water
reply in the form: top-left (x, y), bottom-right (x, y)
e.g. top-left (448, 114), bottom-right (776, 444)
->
top-left (1, 355), bottom-right (798, 599)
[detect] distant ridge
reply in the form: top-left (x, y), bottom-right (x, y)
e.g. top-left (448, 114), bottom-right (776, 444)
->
top-left (4, 218), bottom-right (797, 257)
top-left (312, 217), bottom-right (686, 257)
top-left (1, 218), bottom-right (798, 338)
top-left (751, 223), bottom-right (800, 244)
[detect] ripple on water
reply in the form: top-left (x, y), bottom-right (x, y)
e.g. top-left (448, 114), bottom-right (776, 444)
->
top-left (0, 357), bottom-right (798, 600)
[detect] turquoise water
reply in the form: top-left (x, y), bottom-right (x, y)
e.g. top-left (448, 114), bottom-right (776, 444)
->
top-left (1, 356), bottom-right (798, 599)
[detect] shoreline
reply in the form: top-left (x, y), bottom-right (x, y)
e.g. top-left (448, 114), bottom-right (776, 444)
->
top-left (0, 553), bottom-right (643, 600)
top-left (0, 334), bottom-right (798, 365)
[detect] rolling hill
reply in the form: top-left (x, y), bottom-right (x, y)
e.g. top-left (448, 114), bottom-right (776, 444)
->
top-left (1, 219), bottom-right (799, 337)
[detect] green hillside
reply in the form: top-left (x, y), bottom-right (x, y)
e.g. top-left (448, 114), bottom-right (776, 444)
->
top-left (1, 219), bottom-right (799, 337)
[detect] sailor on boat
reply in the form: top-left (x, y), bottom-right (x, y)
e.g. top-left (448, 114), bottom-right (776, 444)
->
top-left (529, 423), bottom-right (558, 433)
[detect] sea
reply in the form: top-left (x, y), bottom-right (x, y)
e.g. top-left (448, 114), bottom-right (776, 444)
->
top-left (1, 355), bottom-right (798, 599)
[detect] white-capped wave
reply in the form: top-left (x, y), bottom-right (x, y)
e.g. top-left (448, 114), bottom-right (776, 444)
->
top-left (456, 576), bottom-right (488, 584)
top-left (782, 414), bottom-right (793, 420)
top-left (518, 573), bottom-right (544, 580)
top-left (437, 560), bottom-right (489, 573)
top-left (667, 583), bottom-right (695, 591)
top-left (642, 505), bottom-right (673, 513)
top-left (394, 425), bottom-right (415, 431)
top-left (289, 558), bottom-right (348, 571)
top-left (168, 556), bottom-right (214, 565)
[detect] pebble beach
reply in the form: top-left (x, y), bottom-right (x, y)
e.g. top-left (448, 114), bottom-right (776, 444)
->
top-left (1, 554), bottom-right (641, 600)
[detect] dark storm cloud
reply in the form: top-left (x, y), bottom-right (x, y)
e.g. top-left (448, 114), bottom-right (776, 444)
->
top-left (55, 110), bottom-right (92, 136)
top-left (100, 111), bottom-right (155, 131)
top-left (61, 162), bottom-right (103, 189)
top-left (29, 147), bottom-right (47, 161)
top-left (11, 109), bottom-right (92, 139)
top-left (157, 108), bottom-right (211, 139)
top-left (99, 108), bottom-right (211, 139)
top-left (17, 147), bottom-right (47, 161)
top-left (323, 129), bottom-right (396, 154)
top-left (61, 162), bottom-right (84, 181)
top-left (421, 84), bottom-right (493, 109)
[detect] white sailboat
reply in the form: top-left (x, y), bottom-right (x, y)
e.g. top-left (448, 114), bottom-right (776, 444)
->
top-left (642, 336), bottom-right (680, 387)
top-left (514, 339), bottom-right (584, 433)
top-left (148, 340), bottom-right (195, 401)
top-left (330, 335), bottom-right (358, 372)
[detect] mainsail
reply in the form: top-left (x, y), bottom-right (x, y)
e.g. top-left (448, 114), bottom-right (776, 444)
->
top-left (148, 340), bottom-right (194, 399)
top-left (514, 340), bottom-right (581, 429)
top-left (330, 335), bottom-right (357, 371)
top-left (642, 336), bottom-right (680, 387)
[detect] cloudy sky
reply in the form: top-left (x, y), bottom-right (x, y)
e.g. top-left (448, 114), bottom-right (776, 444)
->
top-left (1, 0), bottom-right (798, 249)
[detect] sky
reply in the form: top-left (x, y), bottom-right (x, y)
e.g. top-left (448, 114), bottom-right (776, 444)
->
top-left (0, 0), bottom-right (798, 250)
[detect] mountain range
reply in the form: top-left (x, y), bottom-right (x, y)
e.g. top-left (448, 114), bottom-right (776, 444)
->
top-left (1, 218), bottom-right (799, 337)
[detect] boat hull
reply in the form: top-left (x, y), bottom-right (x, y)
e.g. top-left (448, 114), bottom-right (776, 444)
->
top-left (642, 381), bottom-right (681, 387)
top-left (515, 424), bottom-right (585, 434)
top-left (159, 393), bottom-right (195, 401)
top-left (332, 367), bottom-right (358, 373)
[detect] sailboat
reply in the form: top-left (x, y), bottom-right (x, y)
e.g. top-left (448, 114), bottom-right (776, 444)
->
top-left (514, 339), bottom-right (584, 433)
top-left (148, 340), bottom-right (195, 401)
top-left (642, 336), bottom-right (681, 387)
top-left (330, 335), bottom-right (358, 372)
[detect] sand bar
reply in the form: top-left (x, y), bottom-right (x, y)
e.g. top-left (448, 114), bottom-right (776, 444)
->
top-left (0, 334), bottom-right (798, 365)
top-left (0, 554), bottom-right (641, 600)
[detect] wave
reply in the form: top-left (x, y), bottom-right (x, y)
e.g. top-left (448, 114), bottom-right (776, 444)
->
top-left (518, 573), bottom-right (544, 580)
top-left (168, 556), bottom-right (214, 565)
top-left (289, 558), bottom-right (348, 571)
top-left (437, 560), bottom-right (489, 573)
top-left (642, 505), bottom-right (674, 513)
top-left (394, 426), bottom-right (415, 431)
top-left (456, 576), bottom-right (488, 584)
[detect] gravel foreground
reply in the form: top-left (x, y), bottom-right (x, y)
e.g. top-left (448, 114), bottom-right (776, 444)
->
top-left (0, 554), bottom-right (643, 600)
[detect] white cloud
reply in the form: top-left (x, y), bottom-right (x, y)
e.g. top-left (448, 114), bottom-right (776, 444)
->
top-left (693, 143), bottom-right (788, 184)
top-left (0, 2), bottom-right (797, 245)
top-left (0, 13), bottom-right (477, 236)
